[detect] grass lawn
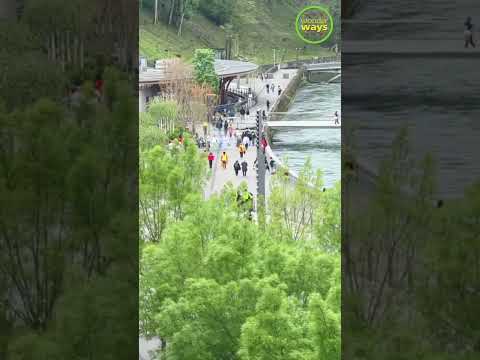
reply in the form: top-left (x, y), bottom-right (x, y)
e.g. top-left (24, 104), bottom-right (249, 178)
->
top-left (139, 2), bottom-right (336, 65)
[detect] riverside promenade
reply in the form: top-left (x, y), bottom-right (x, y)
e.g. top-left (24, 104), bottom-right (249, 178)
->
top-left (203, 68), bottom-right (298, 199)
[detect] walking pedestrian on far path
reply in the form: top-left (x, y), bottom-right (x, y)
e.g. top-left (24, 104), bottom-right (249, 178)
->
top-left (208, 152), bottom-right (215, 170)
top-left (241, 160), bottom-right (248, 176)
top-left (221, 151), bottom-right (228, 169)
top-left (243, 134), bottom-right (250, 150)
top-left (234, 160), bottom-right (241, 176)
top-left (271, 84), bottom-right (275, 93)
top-left (239, 143), bottom-right (246, 158)
top-left (240, 106), bottom-right (246, 121)
top-left (334, 111), bottom-right (339, 125)
top-left (266, 83), bottom-right (270, 94)
top-left (278, 86), bottom-right (282, 96)
top-left (464, 17), bottom-right (476, 48)
top-left (223, 119), bottom-right (229, 136)
top-left (266, 100), bottom-right (270, 111)
top-left (203, 121), bottom-right (208, 137)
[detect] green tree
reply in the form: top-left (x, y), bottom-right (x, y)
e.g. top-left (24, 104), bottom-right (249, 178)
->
top-left (192, 48), bottom-right (219, 93)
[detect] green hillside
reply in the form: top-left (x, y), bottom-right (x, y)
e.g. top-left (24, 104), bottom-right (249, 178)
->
top-left (140, 0), bottom-right (338, 65)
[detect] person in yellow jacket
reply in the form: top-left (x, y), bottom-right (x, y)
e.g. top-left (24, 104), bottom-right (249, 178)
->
top-left (221, 151), bottom-right (228, 169)
top-left (239, 143), bottom-right (246, 158)
top-left (203, 121), bottom-right (208, 136)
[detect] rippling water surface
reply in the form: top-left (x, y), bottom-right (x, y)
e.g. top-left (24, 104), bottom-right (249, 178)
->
top-left (342, 0), bottom-right (480, 198)
top-left (271, 83), bottom-right (341, 188)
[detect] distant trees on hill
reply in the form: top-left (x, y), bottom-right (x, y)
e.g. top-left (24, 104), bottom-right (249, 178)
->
top-left (141, 0), bottom-right (199, 36)
top-left (198, 0), bottom-right (234, 25)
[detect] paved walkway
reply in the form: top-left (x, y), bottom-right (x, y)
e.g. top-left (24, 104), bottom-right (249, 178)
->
top-left (230, 68), bottom-right (298, 130)
top-left (203, 68), bottom-right (297, 199)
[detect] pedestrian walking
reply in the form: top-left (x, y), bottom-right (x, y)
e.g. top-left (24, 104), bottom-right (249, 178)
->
top-left (234, 160), bottom-right (241, 176)
top-left (464, 17), bottom-right (475, 48)
top-left (221, 151), bottom-right (228, 169)
top-left (278, 86), bottom-right (282, 96)
top-left (269, 157), bottom-right (276, 173)
top-left (271, 84), bottom-right (275, 92)
top-left (334, 111), bottom-right (339, 125)
top-left (239, 143), bottom-right (246, 158)
top-left (236, 135), bottom-right (242, 148)
top-left (241, 160), bottom-right (248, 176)
top-left (266, 84), bottom-right (270, 94)
top-left (266, 100), bottom-right (270, 111)
top-left (208, 152), bottom-right (215, 169)
top-left (243, 135), bottom-right (250, 150)
top-left (261, 136), bottom-right (268, 152)
top-left (203, 121), bottom-right (208, 137)
top-left (262, 110), bottom-right (267, 121)
top-left (223, 119), bottom-right (229, 136)
top-left (240, 107), bottom-right (246, 121)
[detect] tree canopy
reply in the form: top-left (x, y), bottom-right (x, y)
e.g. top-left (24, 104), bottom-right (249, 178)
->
top-left (139, 125), bottom-right (341, 359)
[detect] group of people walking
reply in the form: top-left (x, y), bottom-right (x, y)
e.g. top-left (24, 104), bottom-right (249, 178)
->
top-left (234, 160), bottom-right (249, 176)
top-left (266, 83), bottom-right (282, 96)
top-left (207, 150), bottom-right (250, 177)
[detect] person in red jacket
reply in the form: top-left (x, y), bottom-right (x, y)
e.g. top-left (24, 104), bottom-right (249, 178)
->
top-left (208, 152), bottom-right (215, 169)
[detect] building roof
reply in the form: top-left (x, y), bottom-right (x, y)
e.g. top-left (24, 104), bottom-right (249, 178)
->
top-left (214, 60), bottom-right (258, 78)
top-left (139, 59), bottom-right (258, 87)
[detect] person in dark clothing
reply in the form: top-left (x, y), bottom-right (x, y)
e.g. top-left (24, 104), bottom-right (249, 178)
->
top-left (278, 86), bottom-right (282, 96)
top-left (269, 158), bottom-right (275, 170)
top-left (240, 107), bottom-right (246, 120)
top-left (465, 17), bottom-right (475, 48)
top-left (241, 161), bottom-right (248, 176)
top-left (234, 160), bottom-right (241, 176)
top-left (266, 100), bottom-right (270, 111)
top-left (224, 120), bottom-right (228, 136)
top-left (266, 84), bottom-right (270, 93)
top-left (262, 110), bottom-right (267, 121)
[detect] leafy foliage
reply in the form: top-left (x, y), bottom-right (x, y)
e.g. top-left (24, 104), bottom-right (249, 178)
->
top-left (139, 131), bottom-right (341, 358)
top-left (192, 48), bottom-right (220, 92)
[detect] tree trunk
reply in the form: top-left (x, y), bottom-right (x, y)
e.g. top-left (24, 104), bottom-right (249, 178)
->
top-left (168, 0), bottom-right (176, 25)
top-left (80, 37), bottom-right (84, 70)
top-left (177, 12), bottom-right (185, 37)
top-left (60, 31), bottom-right (65, 71)
top-left (51, 32), bottom-right (56, 62)
top-left (154, 0), bottom-right (158, 24)
top-left (73, 35), bottom-right (78, 68)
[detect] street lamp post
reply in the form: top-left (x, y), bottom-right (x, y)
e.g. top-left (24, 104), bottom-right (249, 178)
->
top-left (256, 113), bottom-right (266, 227)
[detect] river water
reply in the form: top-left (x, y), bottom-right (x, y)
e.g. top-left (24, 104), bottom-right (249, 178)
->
top-left (271, 82), bottom-right (341, 188)
top-left (342, 1), bottom-right (480, 199)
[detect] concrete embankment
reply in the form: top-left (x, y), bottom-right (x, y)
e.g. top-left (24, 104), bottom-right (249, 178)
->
top-left (270, 67), bottom-right (305, 114)
top-left (266, 68), bottom-right (306, 184)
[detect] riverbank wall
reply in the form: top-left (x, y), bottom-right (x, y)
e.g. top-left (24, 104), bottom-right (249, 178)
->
top-left (270, 67), bottom-right (305, 114)
top-left (265, 67), bottom-right (308, 186)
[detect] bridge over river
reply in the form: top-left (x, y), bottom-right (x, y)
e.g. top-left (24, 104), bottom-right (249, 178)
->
top-left (266, 120), bottom-right (340, 129)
